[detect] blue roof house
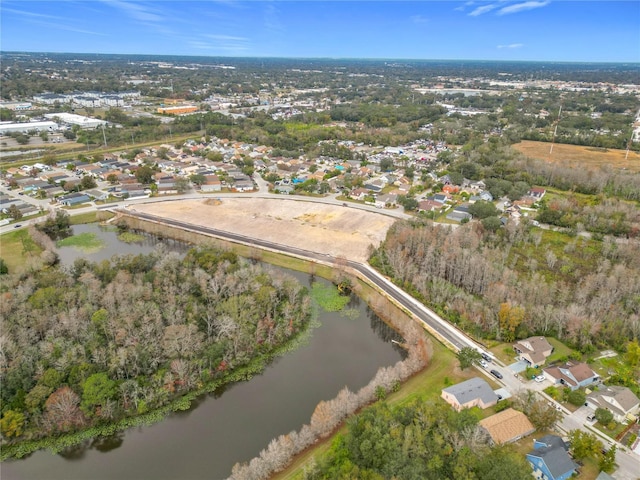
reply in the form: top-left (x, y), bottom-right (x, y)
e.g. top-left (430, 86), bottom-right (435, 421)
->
top-left (526, 435), bottom-right (578, 480)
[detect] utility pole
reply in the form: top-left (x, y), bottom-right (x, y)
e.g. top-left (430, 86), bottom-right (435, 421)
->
top-left (101, 123), bottom-right (107, 147)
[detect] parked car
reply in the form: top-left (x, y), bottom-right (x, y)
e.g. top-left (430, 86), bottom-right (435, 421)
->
top-left (490, 369), bottom-right (503, 379)
top-left (479, 359), bottom-right (488, 368)
top-left (481, 353), bottom-right (492, 362)
top-left (535, 375), bottom-right (545, 383)
top-left (587, 413), bottom-right (596, 422)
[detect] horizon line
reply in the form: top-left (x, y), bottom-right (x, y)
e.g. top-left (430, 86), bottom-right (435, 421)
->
top-left (2, 50), bottom-right (639, 66)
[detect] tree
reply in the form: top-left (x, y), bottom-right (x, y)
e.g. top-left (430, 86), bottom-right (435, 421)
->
top-left (0, 410), bottom-right (25, 438)
top-left (107, 173), bottom-right (119, 185)
top-left (498, 303), bottom-right (524, 342)
top-left (7, 204), bottom-right (22, 220)
top-left (594, 407), bottom-right (614, 425)
top-left (80, 175), bottom-right (97, 190)
top-left (175, 177), bottom-right (191, 194)
top-left (135, 165), bottom-right (155, 184)
top-left (190, 173), bottom-right (206, 186)
top-left (625, 339), bottom-right (640, 367)
top-left (468, 200), bottom-right (499, 219)
top-left (36, 210), bottom-right (71, 240)
top-left (568, 430), bottom-right (602, 461)
top-left (379, 157), bottom-right (394, 172)
top-left (482, 216), bottom-right (502, 232)
top-left (43, 386), bottom-right (85, 433)
top-left (567, 389), bottom-right (586, 406)
top-left (0, 258), bottom-right (8, 275)
top-left (527, 400), bottom-right (561, 429)
top-left (81, 373), bottom-right (117, 416)
top-left (599, 445), bottom-right (616, 472)
top-left (457, 347), bottom-right (482, 370)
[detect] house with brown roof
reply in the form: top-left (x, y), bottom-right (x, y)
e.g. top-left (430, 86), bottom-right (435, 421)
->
top-left (479, 408), bottom-right (535, 444)
top-left (513, 336), bottom-right (554, 367)
top-left (586, 385), bottom-right (640, 423)
top-left (543, 362), bottom-right (599, 391)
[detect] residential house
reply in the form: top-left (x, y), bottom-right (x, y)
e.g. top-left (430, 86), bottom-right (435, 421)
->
top-left (375, 193), bottom-right (397, 208)
top-left (120, 183), bottom-right (147, 198)
top-left (479, 191), bottom-right (494, 202)
top-left (479, 408), bottom-right (535, 444)
top-left (85, 189), bottom-right (109, 201)
top-left (446, 205), bottom-right (472, 223)
top-left (543, 362), bottom-right (599, 391)
top-left (529, 187), bottom-right (546, 199)
top-left (513, 336), bottom-right (554, 367)
top-left (586, 386), bottom-right (640, 422)
top-left (441, 377), bottom-right (498, 412)
top-left (418, 199), bottom-right (442, 213)
top-left (432, 193), bottom-right (448, 204)
top-left (57, 192), bottom-right (91, 206)
top-left (442, 184), bottom-right (460, 194)
top-left (201, 174), bottom-right (222, 192)
top-left (350, 188), bottom-right (370, 201)
top-left (526, 434), bottom-right (578, 480)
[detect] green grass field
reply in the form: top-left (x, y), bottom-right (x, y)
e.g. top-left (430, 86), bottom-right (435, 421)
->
top-left (0, 229), bottom-right (43, 273)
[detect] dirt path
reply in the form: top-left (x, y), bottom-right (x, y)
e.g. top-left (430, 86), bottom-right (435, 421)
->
top-left (132, 198), bottom-right (397, 262)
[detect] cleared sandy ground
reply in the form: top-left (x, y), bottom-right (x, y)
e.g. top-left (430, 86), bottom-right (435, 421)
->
top-left (132, 198), bottom-right (397, 262)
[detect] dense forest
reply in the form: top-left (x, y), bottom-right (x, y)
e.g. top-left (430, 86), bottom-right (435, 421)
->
top-left (304, 400), bottom-right (531, 480)
top-left (0, 244), bottom-right (312, 449)
top-left (370, 219), bottom-right (640, 351)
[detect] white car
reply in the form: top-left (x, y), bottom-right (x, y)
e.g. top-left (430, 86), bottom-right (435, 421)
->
top-left (534, 375), bottom-right (545, 383)
top-left (479, 360), bottom-right (488, 368)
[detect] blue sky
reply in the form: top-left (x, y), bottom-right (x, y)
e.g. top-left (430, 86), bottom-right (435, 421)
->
top-left (1, 1), bottom-right (639, 62)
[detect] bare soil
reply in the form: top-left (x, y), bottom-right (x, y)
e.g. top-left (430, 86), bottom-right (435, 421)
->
top-left (132, 198), bottom-right (396, 262)
top-left (513, 140), bottom-right (640, 172)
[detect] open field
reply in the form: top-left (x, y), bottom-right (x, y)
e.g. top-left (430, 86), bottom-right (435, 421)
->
top-left (131, 198), bottom-right (396, 263)
top-left (513, 140), bottom-right (640, 172)
top-left (0, 229), bottom-right (43, 273)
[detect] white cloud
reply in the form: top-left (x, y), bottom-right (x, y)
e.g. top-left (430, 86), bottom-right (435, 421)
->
top-left (497, 0), bottom-right (550, 15)
top-left (102, 0), bottom-right (164, 23)
top-left (497, 43), bottom-right (524, 49)
top-left (468, 3), bottom-right (501, 16)
top-left (411, 14), bottom-right (429, 24)
top-left (2, 7), bottom-right (64, 20)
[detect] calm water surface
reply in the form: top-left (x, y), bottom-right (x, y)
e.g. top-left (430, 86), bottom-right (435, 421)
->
top-left (3, 224), bottom-right (403, 480)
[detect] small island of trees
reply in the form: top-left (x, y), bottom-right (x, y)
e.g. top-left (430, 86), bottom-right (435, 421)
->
top-left (0, 245), bottom-right (312, 457)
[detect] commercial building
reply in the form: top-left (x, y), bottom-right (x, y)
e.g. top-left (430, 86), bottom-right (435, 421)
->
top-left (43, 113), bottom-right (107, 129)
top-left (0, 121), bottom-right (59, 134)
top-left (157, 105), bottom-right (198, 115)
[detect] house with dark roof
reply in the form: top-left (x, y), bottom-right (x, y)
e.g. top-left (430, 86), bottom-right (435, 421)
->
top-left (441, 377), bottom-right (498, 412)
top-left (526, 434), bottom-right (578, 480)
top-left (446, 205), bottom-right (472, 223)
top-left (586, 385), bottom-right (640, 423)
top-left (479, 408), bottom-right (535, 444)
top-left (57, 192), bottom-right (91, 206)
top-left (543, 362), bottom-right (599, 391)
top-left (514, 336), bottom-right (554, 367)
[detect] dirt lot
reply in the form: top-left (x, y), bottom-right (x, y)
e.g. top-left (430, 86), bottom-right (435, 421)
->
top-left (513, 140), bottom-right (640, 172)
top-left (132, 198), bottom-right (397, 262)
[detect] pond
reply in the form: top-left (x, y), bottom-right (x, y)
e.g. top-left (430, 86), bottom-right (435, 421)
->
top-left (3, 224), bottom-right (404, 480)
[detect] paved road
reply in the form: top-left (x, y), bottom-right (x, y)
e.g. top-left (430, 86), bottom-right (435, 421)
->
top-left (5, 179), bottom-right (638, 477)
top-left (117, 207), bottom-right (640, 479)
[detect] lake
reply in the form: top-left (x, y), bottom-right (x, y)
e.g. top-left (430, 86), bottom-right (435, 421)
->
top-left (3, 224), bottom-right (404, 480)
